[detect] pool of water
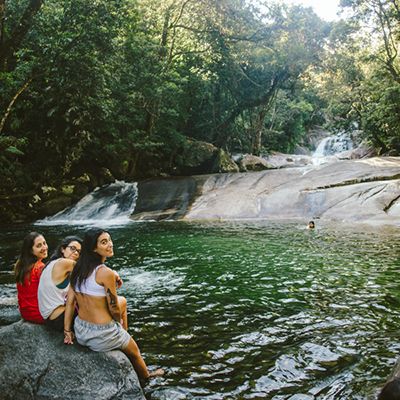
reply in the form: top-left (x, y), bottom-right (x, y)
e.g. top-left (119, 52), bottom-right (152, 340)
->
top-left (1, 221), bottom-right (400, 399)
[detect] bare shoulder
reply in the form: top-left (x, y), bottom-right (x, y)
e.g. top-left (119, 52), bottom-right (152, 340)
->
top-left (96, 265), bottom-right (114, 280)
top-left (54, 258), bottom-right (75, 271)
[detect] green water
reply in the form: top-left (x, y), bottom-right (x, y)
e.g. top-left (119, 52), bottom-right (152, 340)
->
top-left (1, 221), bottom-right (400, 399)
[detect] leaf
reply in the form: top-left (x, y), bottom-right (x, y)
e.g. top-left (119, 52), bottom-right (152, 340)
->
top-left (5, 146), bottom-right (25, 156)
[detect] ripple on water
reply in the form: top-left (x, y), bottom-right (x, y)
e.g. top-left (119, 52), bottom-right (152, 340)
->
top-left (1, 221), bottom-right (400, 399)
top-left (121, 268), bottom-right (184, 294)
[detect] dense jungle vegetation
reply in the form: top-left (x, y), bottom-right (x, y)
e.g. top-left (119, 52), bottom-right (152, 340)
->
top-left (1, 0), bottom-right (400, 204)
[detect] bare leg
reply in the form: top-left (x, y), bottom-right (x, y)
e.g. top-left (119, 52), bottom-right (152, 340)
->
top-left (118, 295), bottom-right (128, 330)
top-left (122, 338), bottom-right (164, 381)
top-left (122, 338), bottom-right (150, 379)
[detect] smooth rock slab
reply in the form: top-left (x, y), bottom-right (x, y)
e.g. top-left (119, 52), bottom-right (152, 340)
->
top-left (185, 157), bottom-right (400, 225)
top-left (0, 321), bottom-right (145, 400)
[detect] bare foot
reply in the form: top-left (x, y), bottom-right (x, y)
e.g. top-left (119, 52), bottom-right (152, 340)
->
top-left (148, 368), bottom-right (165, 378)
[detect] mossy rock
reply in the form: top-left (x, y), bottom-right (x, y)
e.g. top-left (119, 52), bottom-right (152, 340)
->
top-left (212, 149), bottom-right (239, 173)
top-left (38, 195), bottom-right (72, 217)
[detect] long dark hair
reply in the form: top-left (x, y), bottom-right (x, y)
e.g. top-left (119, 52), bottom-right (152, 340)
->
top-left (15, 232), bottom-right (44, 284)
top-left (70, 228), bottom-right (109, 290)
top-left (48, 235), bottom-right (83, 262)
top-left (378, 377), bottom-right (400, 400)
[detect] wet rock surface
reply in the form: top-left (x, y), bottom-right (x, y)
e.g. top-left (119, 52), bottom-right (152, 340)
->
top-left (131, 176), bottom-right (207, 221)
top-left (185, 157), bottom-right (400, 225)
top-left (0, 321), bottom-right (145, 400)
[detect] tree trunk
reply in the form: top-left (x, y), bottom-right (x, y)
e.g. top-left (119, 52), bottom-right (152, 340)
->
top-left (0, 77), bottom-right (32, 135)
top-left (0, 0), bottom-right (5, 51)
top-left (214, 69), bottom-right (288, 148)
top-left (252, 106), bottom-right (267, 156)
top-left (0, 0), bottom-right (44, 72)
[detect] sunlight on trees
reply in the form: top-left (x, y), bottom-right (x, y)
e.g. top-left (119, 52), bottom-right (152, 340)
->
top-left (0, 0), bottom-right (399, 198)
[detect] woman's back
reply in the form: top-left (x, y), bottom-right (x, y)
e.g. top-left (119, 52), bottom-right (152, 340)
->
top-left (74, 265), bottom-right (115, 324)
top-left (38, 258), bottom-right (74, 320)
top-left (17, 260), bottom-right (45, 323)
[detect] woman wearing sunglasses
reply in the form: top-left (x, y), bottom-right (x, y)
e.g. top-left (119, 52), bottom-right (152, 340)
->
top-left (38, 236), bottom-right (82, 331)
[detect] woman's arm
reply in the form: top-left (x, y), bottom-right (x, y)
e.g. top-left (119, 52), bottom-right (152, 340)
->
top-left (98, 267), bottom-right (122, 323)
top-left (53, 259), bottom-right (75, 284)
top-left (114, 270), bottom-right (123, 289)
top-left (64, 287), bottom-right (76, 345)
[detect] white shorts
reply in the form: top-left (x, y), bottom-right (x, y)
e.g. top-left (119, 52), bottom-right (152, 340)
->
top-left (74, 316), bottom-right (131, 352)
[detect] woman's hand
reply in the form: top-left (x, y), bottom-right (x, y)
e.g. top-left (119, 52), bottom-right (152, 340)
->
top-left (64, 287), bottom-right (76, 344)
top-left (64, 330), bottom-right (74, 345)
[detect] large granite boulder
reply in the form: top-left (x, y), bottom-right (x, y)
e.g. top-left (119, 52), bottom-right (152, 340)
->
top-left (0, 301), bottom-right (20, 327)
top-left (335, 141), bottom-right (377, 160)
top-left (185, 157), bottom-right (400, 225)
top-left (131, 176), bottom-right (208, 221)
top-left (175, 139), bottom-right (219, 175)
top-left (212, 149), bottom-right (239, 173)
top-left (239, 154), bottom-right (274, 171)
top-left (0, 321), bottom-right (145, 400)
top-left (264, 152), bottom-right (313, 169)
top-left (175, 139), bottom-right (238, 175)
top-left (38, 195), bottom-right (73, 217)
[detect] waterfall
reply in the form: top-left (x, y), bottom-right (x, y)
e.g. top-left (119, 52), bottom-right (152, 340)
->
top-left (312, 132), bottom-right (354, 166)
top-left (313, 136), bottom-right (333, 157)
top-left (36, 181), bottom-right (138, 226)
top-left (313, 132), bottom-right (353, 158)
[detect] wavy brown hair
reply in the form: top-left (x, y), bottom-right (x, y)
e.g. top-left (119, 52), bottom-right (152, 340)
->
top-left (15, 232), bottom-right (44, 284)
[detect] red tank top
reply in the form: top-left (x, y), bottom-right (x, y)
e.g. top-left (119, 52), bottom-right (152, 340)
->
top-left (17, 260), bottom-right (45, 324)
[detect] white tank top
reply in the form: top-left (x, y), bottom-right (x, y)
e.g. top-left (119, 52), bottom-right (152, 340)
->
top-left (75, 265), bottom-right (106, 297)
top-left (38, 259), bottom-right (69, 319)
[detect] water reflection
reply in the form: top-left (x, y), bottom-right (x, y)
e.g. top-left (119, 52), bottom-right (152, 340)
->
top-left (0, 221), bottom-right (399, 399)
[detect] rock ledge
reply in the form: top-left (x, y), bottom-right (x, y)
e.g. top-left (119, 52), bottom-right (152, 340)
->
top-left (0, 321), bottom-right (145, 400)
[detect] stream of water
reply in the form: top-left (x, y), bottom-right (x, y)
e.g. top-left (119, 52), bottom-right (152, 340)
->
top-left (1, 221), bottom-right (399, 399)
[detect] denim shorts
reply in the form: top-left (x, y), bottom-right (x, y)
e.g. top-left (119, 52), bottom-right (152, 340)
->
top-left (74, 316), bottom-right (131, 352)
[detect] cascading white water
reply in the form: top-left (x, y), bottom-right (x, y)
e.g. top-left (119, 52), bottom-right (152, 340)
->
top-left (313, 132), bottom-right (353, 158)
top-left (36, 181), bottom-right (138, 226)
top-left (312, 132), bottom-right (354, 166)
top-left (313, 136), bottom-right (333, 158)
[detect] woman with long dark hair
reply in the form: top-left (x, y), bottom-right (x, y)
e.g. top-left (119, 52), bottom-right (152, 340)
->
top-left (48, 235), bottom-right (83, 263)
top-left (64, 228), bottom-right (163, 381)
top-left (378, 377), bottom-right (400, 399)
top-left (15, 232), bottom-right (48, 324)
top-left (38, 236), bottom-right (82, 331)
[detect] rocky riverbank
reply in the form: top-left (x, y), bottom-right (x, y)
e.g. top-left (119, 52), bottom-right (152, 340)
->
top-left (0, 139), bottom-right (238, 225)
top-left (131, 157), bottom-right (400, 227)
top-left (5, 130), bottom-right (397, 227)
top-left (0, 321), bottom-right (146, 400)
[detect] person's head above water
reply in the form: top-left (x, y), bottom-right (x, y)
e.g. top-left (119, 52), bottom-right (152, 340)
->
top-left (307, 221), bottom-right (315, 229)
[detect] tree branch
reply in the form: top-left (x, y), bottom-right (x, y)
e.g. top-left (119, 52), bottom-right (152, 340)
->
top-left (0, 77), bottom-right (33, 135)
top-left (214, 68), bottom-right (289, 147)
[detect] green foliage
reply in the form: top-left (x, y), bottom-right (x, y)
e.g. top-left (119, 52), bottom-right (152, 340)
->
top-left (3, 0), bottom-right (400, 203)
top-left (316, 0), bottom-right (400, 152)
top-left (261, 84), bottom-right (322, 153)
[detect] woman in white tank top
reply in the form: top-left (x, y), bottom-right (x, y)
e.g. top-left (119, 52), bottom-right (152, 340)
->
top-left (64, 228), bottom-right (164, 382)
top-left (37, 236), bottom-right (82, 331)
